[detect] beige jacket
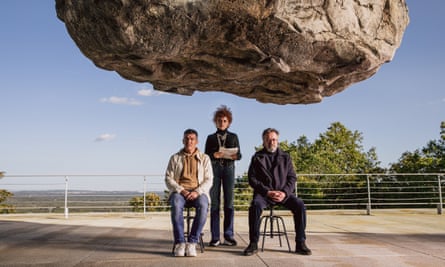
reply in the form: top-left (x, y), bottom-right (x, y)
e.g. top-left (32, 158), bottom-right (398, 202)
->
top-left (165, 149), bottom-right (213, 202)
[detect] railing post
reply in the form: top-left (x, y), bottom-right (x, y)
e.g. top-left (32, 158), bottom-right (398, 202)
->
top-left (438, 175), bottom-right (443, 215)
top-left (64, 176), bottom-right (69, 219)
top-left (366, 175), bottom-right (371, 215)
top-left (143, 176), bottom-right (147, 215)
top-left (295, 179), bottom-right (298, 198)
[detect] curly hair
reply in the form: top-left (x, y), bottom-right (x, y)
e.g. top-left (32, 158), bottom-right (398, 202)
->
top-left (213, 105), bottom-right (233, 124)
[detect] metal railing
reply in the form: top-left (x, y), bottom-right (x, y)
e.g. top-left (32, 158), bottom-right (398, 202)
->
top-left (0, 174), bottom-right (165, 218)
top-left (0, 173), bottom-right (443, 217)
top-left (295, 173), bottom-right (444, 215)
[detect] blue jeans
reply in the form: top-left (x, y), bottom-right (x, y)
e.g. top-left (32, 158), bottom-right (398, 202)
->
top-left (248, 194), bottom-right (307, 243)
top-left (170, 192), bottom-right (209, 244)
top-left (210, 162), bottom-right (235, 241)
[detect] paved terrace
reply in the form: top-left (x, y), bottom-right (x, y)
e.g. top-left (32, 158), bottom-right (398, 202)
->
top-left (0, 209), bottom-right (444, 267)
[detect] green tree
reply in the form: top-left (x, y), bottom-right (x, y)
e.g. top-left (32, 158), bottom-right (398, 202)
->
top-left (309, 122), bottom-right (380, 173)
top-left (281, 136), bottom-right (317, 173)
top-left (0, 172), bottom-right (15, 213)
top-left (129, 192), bottom-right (163, 212)
top-left (386, 121), bottom-right (445, 208)
top-left (282, 122), bottom-right (381, 174)
top-left (391, 121), bottom-right (445, 173)
top-left (0, 190), bottom-right (15, 214)
top-left (279, 122), bottom-right (382, 209)
top-left (441, 121), bottom-right (445, 141)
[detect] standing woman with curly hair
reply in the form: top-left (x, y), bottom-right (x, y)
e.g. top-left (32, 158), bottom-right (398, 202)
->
top-left (205, 105), bottom-right (242, 247)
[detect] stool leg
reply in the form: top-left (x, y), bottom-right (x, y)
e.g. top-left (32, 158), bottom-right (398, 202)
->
top-left (276, 216), bottom-right (291, 252)
top-left (186, 208), bottom-right (191, 240)
top-left (269, 215), bottom-right (274, 239)
top-left (269, 208), bottom-right (274, 239)
top-left (199, 233), bottom-right (205, 253)
top-left (260, 216), bottom-right (269, 252)
top-left (274, 216), bottom-right (283, 247)
top-left (260, 208), bottom-right (291, 253)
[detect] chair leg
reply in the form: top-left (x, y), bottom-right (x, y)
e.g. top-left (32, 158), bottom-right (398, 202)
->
top-left (260, 215), bottom-right (269, 252)
top-left (274, 216), bottom-right (283, 247)
top-left (186, 207), bottom-right (191, 241)
top-left (269, 215), bottom-right (275, 239)
top-left (186, 207), bottom-right (205, 253)
top-left (199, 233), bottom-right (205, 253)
top-left (276, 216), bottom-right (291, 252)
top-left (259, 208), bottom-right (291, 253)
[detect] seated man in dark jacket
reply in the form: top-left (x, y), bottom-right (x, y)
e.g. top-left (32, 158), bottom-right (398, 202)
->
top-left (243, 128), bottom-right (311, 256)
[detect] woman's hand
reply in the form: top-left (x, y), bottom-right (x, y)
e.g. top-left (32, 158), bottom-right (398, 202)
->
top-left (214, 151), bottom-right (224, 159)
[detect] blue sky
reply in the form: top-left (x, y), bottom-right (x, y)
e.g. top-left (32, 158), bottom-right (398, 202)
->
top-left (1, 1), bottom-right (444, 190)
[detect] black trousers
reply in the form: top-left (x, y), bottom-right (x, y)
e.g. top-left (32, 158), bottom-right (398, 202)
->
top-left (248, 194), bottom-right (307, 243)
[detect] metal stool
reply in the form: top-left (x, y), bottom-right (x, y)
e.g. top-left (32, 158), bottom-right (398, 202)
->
top-left (259, 206), bottom-right (291, 252)
top-left (171, 206), bottom-right (205, 254)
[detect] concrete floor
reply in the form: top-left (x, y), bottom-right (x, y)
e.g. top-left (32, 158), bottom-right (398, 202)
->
top-left (0, 209), bottom-right (444, 267)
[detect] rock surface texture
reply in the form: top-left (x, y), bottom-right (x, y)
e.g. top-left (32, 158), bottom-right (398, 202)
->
top-left (56, 0), bottom-right (409, 104)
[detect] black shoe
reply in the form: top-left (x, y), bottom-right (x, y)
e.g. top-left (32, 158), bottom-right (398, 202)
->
top-left (295, 241), bottom-right (312, 255)
top-left (243, 242), bottom-right (258, 256)
top-left (209, 240), bottom-right (220, 247)
top-left (223, 236), bottom-right (237, 246)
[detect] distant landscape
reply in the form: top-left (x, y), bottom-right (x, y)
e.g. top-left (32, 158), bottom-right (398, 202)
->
top-left (6, 190), bottom-right (165, 213)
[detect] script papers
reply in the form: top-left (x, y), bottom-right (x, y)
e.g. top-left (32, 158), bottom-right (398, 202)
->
top-left (219, 147), bottom-right (238, 159)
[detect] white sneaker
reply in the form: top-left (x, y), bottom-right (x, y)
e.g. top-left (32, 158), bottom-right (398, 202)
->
top-left (186, 243), bottom-right (197, 257)
top-left (174, 243), bottom-right (186, 257)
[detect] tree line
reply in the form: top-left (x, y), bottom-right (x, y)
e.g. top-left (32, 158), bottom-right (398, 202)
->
top-left (129, 121), bottom-right (444, 212)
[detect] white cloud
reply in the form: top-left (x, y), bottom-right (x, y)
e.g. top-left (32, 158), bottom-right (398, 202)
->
top-left (100, 96), bottom-right (143, 106)
top-left (95, 133), bottom-right (116, 142)
top-left (137, 88), bottom-right (163, 97)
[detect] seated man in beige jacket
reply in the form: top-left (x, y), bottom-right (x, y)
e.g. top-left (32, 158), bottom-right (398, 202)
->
top-left (165, 129), bottom-right (213, 257)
